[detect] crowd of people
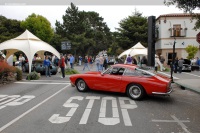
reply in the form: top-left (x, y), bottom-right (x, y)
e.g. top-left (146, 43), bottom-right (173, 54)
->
top-left (124, 54), bottom-right (166, 73)
top-left (81, 51), bottom-right (109, 72)
top-left (1, 49), bottom-right (200, 78)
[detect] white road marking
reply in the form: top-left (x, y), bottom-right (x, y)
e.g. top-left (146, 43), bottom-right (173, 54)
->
top-left (79, 96), bottom-right (100, 124)
top-left (49, 96), bottom-right (83, 124)
top-left (0, 95), bottom-right (20, 105)
top-left (0, 95), bottom-right (7, 98)
top-left (152, 115), bottom-right (190, 133)
top-left (49, 96), bottom-right (137, 126)
top-left (0, 95), bottom-right (35, 110)
top-left (158, 72), bottom-right (179, 79)
top-left (182, 72), bottom-right (200, 78)
top-left (5, 95), bottom-right (35, 106)
top-left (119, 97), bottom-right (137, 126)
top-left (98, 97), bottom-right (120, 125)
top-left (0, 84), bottom-right (70, 132)
top-left (15, 82), bottom-right (69, 85)
top-left (22, 79), bottom-right (70, 82)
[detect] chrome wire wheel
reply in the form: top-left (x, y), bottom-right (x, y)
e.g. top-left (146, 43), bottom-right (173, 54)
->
top-left (76, 79), bottom-right (88, 92)
top-left (127, 84), bottom-right (144, 100)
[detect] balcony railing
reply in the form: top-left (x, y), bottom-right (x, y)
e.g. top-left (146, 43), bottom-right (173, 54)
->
top-left (168, 28), bottom-right (187, 37)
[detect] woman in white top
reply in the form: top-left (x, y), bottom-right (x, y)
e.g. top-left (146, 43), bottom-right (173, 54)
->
top-left (155, 55), bottom-right (162, 72)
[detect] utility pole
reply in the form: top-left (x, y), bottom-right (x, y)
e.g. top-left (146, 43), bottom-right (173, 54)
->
top-left (170, 37), bottom-right (176, 83)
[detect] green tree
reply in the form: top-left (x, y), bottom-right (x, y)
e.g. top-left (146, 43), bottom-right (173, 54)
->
top-left (55, 3), bottom-right (112, 56)
top-left (0, 15), bottom-right (24, 43)
top-left (185, 45), bottom-right (198, 59)
top-left (164, 0), bottom-right (200, 30)
top-left (49, 33), bottom-right (62, 53)
top-left (21, 13), bottom-right (54, 43)
top-left (116, 11), bottom-right (148, 50)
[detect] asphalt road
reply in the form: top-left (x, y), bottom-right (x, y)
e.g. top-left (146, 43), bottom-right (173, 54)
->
top-left (0, 77), bottom-right (200, 133)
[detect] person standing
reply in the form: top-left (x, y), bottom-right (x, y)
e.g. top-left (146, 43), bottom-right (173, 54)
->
top-left (13, 54), bottom-right (17, 66)
top-left (155, 55), bottom-right (162, 72)
top-left (174, 57), bottom-right (179, 73)
top-left (18, 54), bottom-right (25, 70)
top-left (99, 55), bottom-right (104, 71)
top-left (79, 56), bottom-right (82, 66)
top-left (64, 54), bottom-right (68, 68)
top-left (43, 56), bottom-right (51, 77)
top-left (196, 57), bottom-right (200, 71)
top-left (88, 56), bottom-right (93, 69)
top-left (51, 54), bottom-right (55, 64)
top-left (83, 56), bottom-right (90, 71)
top-left (178, 58), bottom-right (184, 73)
top-left (141, 56), bottom-right (147, 68)
top-left (154, 55), bottom-right (159, 72)
top-left (59, 54), bottom-right (65, 78)
top-left (95, 55), bottom-right (100, 71)
top-left (103, 56), bottom-right (108, 70)
top-left (159, 55), bottom-right (165, 71)
top-left (126, 54), bottom-right (132, 64)
top-left (70, 54), bottom-right (75, 69)
top-left (67, 54), bottom-right (70, 68)
top-left (132, 57), bottom-right (137, 65)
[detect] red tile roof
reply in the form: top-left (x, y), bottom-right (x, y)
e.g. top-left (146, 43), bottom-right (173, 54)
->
top-left (157, 13), bottom-right (200, 20)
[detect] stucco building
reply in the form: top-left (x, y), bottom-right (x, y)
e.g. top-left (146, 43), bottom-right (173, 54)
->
top-left (155, 13), bottom-right (200, 65)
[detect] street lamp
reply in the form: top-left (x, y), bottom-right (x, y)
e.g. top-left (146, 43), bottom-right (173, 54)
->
top-left (170, 37), bottom-right (176, 83)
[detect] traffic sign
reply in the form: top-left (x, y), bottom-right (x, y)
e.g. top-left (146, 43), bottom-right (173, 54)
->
top-left (61, 41), bottom-right (71, 50)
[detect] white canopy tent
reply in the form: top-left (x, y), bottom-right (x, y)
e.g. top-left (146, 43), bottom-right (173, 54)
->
top-left (118, 42), bottom-right (147, 59)
top-left (0, 29), bottom-right (60, 73)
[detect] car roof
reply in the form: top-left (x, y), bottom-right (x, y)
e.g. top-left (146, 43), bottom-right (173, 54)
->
top-left (112, 64), bottom-right (138, 69)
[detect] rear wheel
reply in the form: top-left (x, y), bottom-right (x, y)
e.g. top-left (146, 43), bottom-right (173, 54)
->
top-left (76, 79), bottom-right (89, 92)
top-left (127, 84), bottom-right (145, 100)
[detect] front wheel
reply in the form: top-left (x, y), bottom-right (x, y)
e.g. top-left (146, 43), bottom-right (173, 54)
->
top-left (76, 79), bottom-right (89, 92)
top-left (127, 84), bottom-right (145, 100)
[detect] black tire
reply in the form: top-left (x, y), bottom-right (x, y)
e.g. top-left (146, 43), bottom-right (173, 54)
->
top-left (76, 79), bottom-right (89, 92)
top-left (126, 84), bottom-right (145, 100)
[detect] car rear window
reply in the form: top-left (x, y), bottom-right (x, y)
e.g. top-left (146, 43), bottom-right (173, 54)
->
top-left (124, 68), bottom-right (155, 77)
top-left (135, 68), bottom-right (155, 77)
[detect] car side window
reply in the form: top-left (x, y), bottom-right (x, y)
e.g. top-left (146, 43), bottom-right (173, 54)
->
top-left (110, 67), bottom-right (125, 75)
top-left (124, 68), bottom-right (138, 76)
top-left (118, 68), bottom-right (125, 75)
top-left (111, 67), bottom-right (119, 75)
top-left (103, 67), bottom-right (112, 74)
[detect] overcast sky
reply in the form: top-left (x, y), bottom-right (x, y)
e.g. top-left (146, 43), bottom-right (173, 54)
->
top-left (1, 5), bottom-right (200, 32)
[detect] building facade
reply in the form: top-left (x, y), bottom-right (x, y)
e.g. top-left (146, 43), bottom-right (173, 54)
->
top-left (155, 13), bottom-right (200, 65)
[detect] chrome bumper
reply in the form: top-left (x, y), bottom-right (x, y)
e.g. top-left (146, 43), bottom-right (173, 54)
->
top-left (152, 87), bottom-right (173, 96)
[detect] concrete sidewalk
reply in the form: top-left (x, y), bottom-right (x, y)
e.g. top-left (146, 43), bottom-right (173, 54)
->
top-left (173, 79), bottom-right (200, 94)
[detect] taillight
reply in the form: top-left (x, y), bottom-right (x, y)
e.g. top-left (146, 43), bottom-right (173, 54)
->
top-left (167, 81), bottom-right (172, 92)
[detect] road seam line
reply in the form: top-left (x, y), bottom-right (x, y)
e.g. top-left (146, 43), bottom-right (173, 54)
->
top-left (15, 82), bottom-right (69, 85)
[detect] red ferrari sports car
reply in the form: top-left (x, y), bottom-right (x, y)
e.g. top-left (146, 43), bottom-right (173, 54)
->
top-left (69, 64), bottom-right (172, 100)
